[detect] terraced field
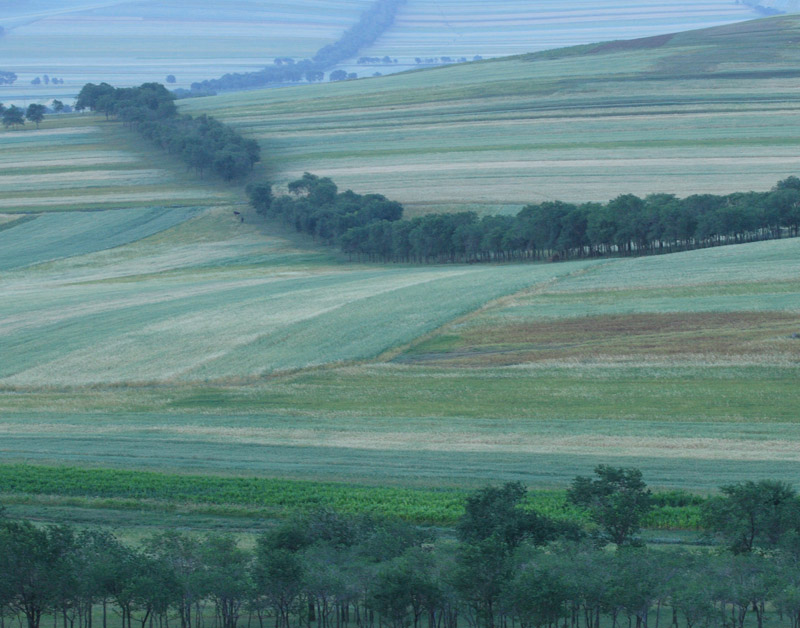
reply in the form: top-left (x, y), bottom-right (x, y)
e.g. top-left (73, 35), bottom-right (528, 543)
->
top-left (186, 15), bottom-right (800, 215)
top-left (356, 0), bottom-right (759, 61)
top-left (0, 0), bottom-right (372, 101)
top-left (2, 18), bottom-right (800, 533)
top-left (0, 0), bottom-right (768, 105)
top-left (0, 116), bottom-right (231, 212)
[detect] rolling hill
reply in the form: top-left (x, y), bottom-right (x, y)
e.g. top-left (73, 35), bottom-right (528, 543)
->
top-left (184, 15), bottom-right (800, 216)
top-left (0, 14), bottom-right (798, 532)
top-left (0, 0), bottom-right (769, 104)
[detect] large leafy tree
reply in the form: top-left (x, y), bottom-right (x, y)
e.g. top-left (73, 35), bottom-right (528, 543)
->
top-left (457, 482), bottom-right (568, 550)
top-left (567, 465), bottom-right (652, 547)
top-left (702, 480), bottom-right (800, 554)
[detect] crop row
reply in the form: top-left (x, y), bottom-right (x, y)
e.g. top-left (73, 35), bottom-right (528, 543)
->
top-left (0, 464), bottom-right (702, 528)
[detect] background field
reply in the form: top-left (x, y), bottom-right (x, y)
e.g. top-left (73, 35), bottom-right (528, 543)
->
top-left (184, 15), bottom-right (800, 215)
top-left (0, 0), bottom-right (767, 105)
top-left (0, 0), bottom-right (372, 102)
top-left (350, 0), bottom-right (759, 70)
top-left (2, 16), bottom-right (800, 535)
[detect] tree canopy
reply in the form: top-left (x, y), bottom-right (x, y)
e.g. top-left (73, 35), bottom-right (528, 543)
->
top-left (2, 105), bottom-right (24, 129)
top-left (567, 465), bottom-right (652, 546)
top-left (75, 82), bottom-right (259, 181)
top-left (702, 480), bottom-right (800, 553)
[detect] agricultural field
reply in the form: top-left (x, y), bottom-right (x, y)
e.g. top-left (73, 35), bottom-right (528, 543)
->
top-left (185, 15), bottom-right (800, 215)
top-left (0, 0), bottom-right (770, 105)
top-left (2, 17), bottom-right (800, 535)
top-left (0, 0), bottom-right (372, 102)
top-left (352, 0), bottom-right (760, 66)
top-left (0, 115), bottom-right (232, 212)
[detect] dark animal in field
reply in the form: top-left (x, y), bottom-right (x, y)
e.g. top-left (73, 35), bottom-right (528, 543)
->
top-left (233, 210), bottom-right (243, 223)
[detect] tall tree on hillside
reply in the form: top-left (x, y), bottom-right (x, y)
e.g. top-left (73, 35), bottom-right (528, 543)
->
top-left (25, 104), bottom-right (46, 129)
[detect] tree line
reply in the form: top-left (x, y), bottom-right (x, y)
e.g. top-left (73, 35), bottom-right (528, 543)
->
top-left (75, 82), bottom-right (260, 181)
top-left (190, 0), bottom-right (407, 93)
top-left (3, 468), bottom-right (800, 628)
top-left (249, 174), bottom-right (800, 263)
top-left (0, 103), bottom-right (47, 129)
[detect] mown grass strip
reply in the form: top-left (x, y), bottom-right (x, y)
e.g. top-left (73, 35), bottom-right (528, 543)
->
top-left (0, 464), bottom-right (702, 529)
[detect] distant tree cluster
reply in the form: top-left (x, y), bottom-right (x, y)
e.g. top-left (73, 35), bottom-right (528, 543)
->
top-left (0, 103), bottom-right (49, 129)
top-left (250, 174), bottom-right (800, 263)
top-left (2, 470), bottom-right (800, 628)
top-left (249, 173), bottom-right (403, 242)
top-left (329, 70), bottom-right (358, 81)
top-left (413, 56), bottom-right (474, 64)
top-left (30, 74), bottom-right (64, 85)
top-left (357, 56), bottom-right (398, 64)
top-left (190, 0), bottom-right (406, 92)
top-left (0, 71), bottom-right (15, 85)
top-left (75, 82), bottom-right (260, 180)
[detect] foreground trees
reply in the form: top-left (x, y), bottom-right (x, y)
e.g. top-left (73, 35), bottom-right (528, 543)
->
top-left (567, 465), bottom-right (652, 547)
top-left (3, 474), bottom-right (800, 628)
top-left (702, 480), bottom-right (800, 553)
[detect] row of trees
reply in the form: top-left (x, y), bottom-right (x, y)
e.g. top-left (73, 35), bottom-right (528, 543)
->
top-left (0, 71), bottom-right (15, 86)
top-left (190, 0), bottom-right (406, 92)
top-left (74, 82), bottom-right (260, 180)
top-left (249, 175), bottom-right (800, 263)
top-left (0, 103), bottom-right (47, 129)
top-left (2, 470), bottom-right (800, 628)
top-left (248, 173), bottom-right (404, 239)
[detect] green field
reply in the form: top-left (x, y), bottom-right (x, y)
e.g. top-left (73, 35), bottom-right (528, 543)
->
top-left (0, 116), bottom-right (234, 212)
top-left (183, 15), bottom-right (800, 215)
top-left (2, 17), bottom-right (800, 535)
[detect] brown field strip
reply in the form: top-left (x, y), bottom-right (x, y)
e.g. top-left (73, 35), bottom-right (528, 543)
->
top-left (403, 311), bottom-right (800, 366)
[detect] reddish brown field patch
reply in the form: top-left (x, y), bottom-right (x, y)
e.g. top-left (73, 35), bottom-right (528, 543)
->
top-left (404, 312), bottom-right (800, 366)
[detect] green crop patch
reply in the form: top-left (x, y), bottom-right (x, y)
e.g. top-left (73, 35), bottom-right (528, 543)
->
top-left (0, 464), bottom-right (701, 529)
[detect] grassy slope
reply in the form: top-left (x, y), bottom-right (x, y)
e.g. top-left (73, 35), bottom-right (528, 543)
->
top-left (184, 15), bottom-right (800, 215)
top-left (356, 0), bottom-right (758, 59)
top-left (0, 115), bottom-right (235, 212)
top-left (2, 19), bottom-right (800, 532)
top-left (0, 0), bottom-right (760, 104)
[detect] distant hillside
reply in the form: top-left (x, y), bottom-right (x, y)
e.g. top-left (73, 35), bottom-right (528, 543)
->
top-left (354, 0), bottom-right (761, 64)
top-left (744, 0), bottom-right (800, 13)
top-left (0, 0), bottom-right (767, 104)
top-left (184, 14), bottom-right (800, 215)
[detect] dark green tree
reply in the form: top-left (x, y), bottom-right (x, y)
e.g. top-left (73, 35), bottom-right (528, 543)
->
top-left (2, 105), bottom-right (25, 129)
top-left (25, 104), bottom-right (46, 129)
top-left (567, 465), bottom-right (652, 547)
top-left (247, 182), bottom-right (274, 215)
top-left (457, 482), bottom-right (567, 550)
top-left (702, 480), bottom-right (800, 553)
